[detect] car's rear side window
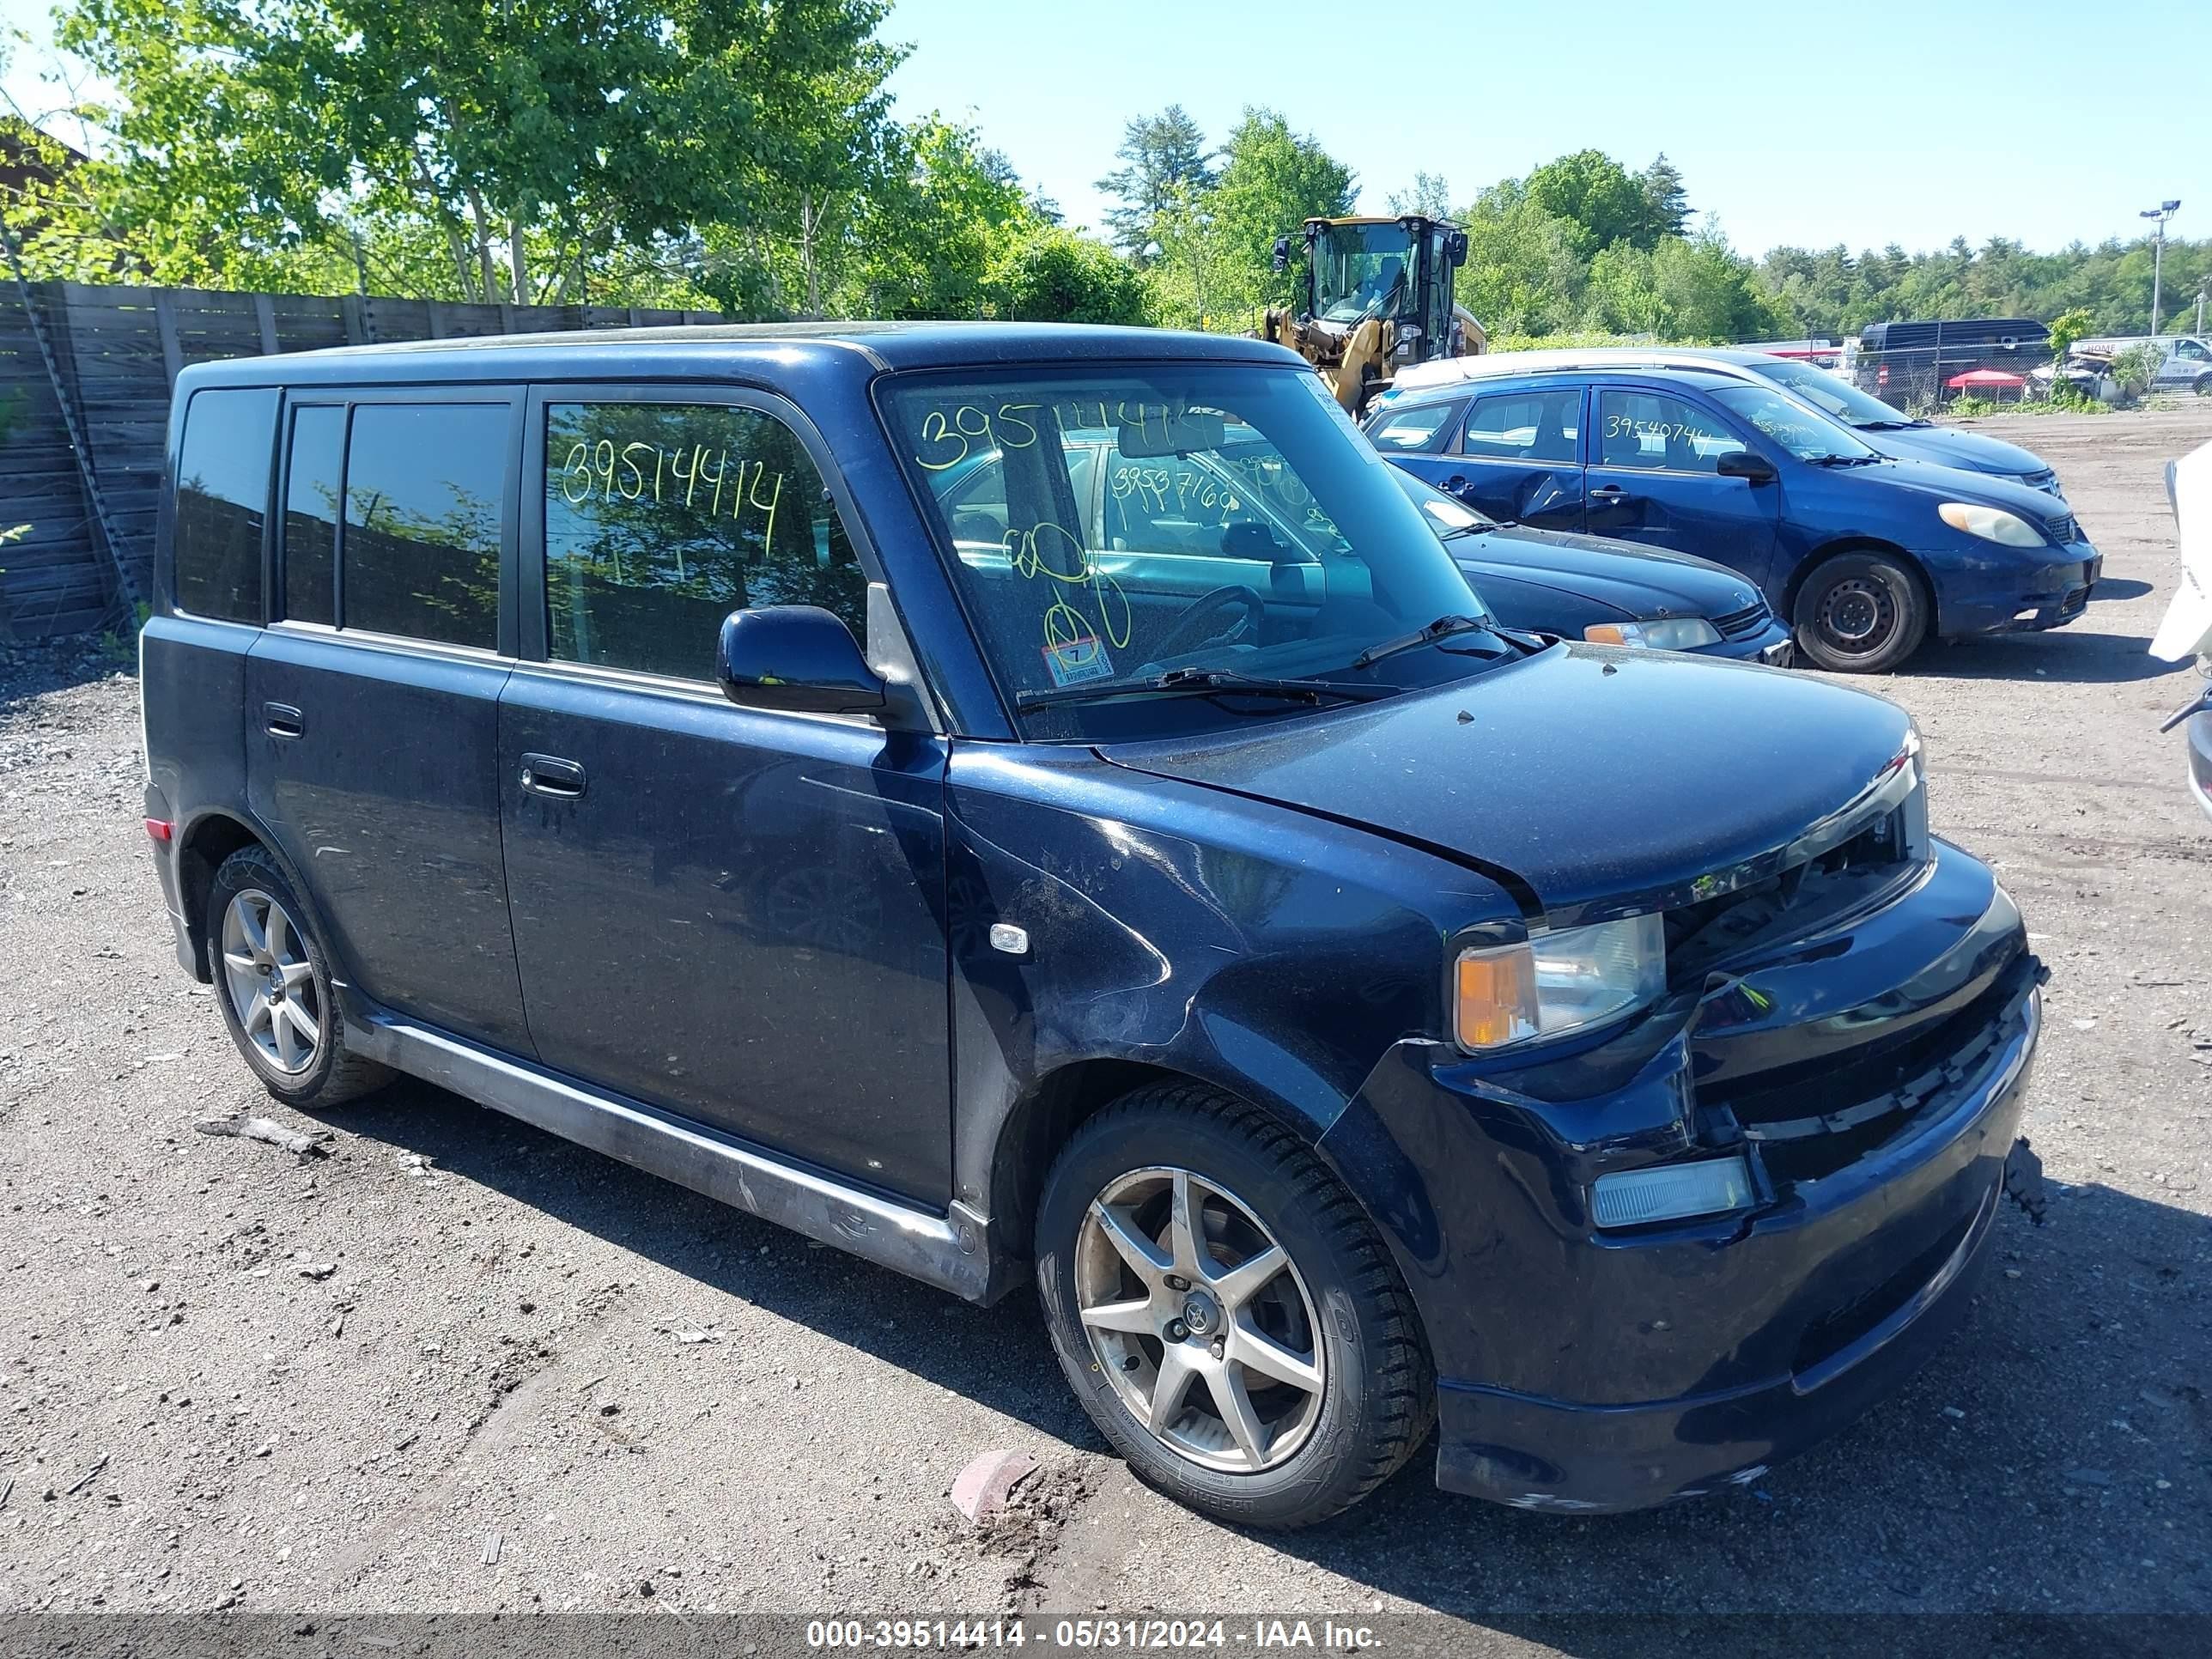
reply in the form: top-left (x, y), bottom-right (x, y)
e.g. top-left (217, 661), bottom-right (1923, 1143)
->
top-left (541, 400), bottom-right (866, 681)
top-left (1368, 398), bottom-right (1462, 453)
top-left (342, 404), bottom-right (505, 648)
top-left (173, 387), bottom-right (276, 623)
top-left (283, 404), bottom-right (343, 625)
top-left (1462, 390), bottom-right (1581, 463)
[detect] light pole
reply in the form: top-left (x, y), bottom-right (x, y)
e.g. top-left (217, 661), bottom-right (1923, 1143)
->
top-left (2141, 199), bottom-right (2181, 337)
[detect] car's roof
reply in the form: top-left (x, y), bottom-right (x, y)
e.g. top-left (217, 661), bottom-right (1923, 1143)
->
top-left (1388, 346), bottom-right (1779, 397)
top-left (176, 320), bottom-right (1302, 391)
top-left (1380, 356), bottom-right (1748, 404)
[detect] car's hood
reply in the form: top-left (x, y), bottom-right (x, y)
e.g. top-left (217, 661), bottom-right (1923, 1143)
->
top-left (1859, 422), bottom-right (2049, 480)
top-left (1854, 455), bottom-right (2069, 522)
top-left (1452, 526), bottom-right (1761, 620)
top-left (1097, 644), bottom-right (1914, 924)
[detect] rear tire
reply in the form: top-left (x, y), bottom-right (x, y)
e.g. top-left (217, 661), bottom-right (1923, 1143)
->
top-left (1792, 550), bottom-right (1929, 674)
top-left (1035, 1083), bottom-right (1434, 1528)
top-left (206, 845), bottom-right (392, 1110)
top-left (2194, 372), bottom-right (2212, 398)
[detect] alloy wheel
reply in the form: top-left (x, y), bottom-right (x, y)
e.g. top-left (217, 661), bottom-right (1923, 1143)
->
top-left (219, 889), bottom-right (322, 1075)
top-left (1074, 1165), bottom-right (1325, 1474)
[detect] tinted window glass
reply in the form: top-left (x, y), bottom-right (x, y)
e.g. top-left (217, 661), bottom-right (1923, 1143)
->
top-left (283, 404), bottom-right (343, 625)
top-left (544, 402), bottom-right (865, 681)
top-left (342, 404), bottom-right (505, 647)
top-left (1462, 391), bottom-right (1581, 462)
top-left (173, 387), bottom-right (276, 622)
top-left (1596, 391), bottom-right (1735, 473)
top-left (1367, 398), bottom-right (1462, 453)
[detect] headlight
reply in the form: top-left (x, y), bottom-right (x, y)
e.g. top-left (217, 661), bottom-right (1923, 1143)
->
top-left (1938, 501), bottom-right (2045, 547)
top-left (1583, 618), bottom-right (1723, 650)
top-left (1455, 912), bottom-right (1665, 1051)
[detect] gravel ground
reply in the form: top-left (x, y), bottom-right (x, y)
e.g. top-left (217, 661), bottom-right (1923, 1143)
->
top-left (2, 403), bottom-right (2209, 1643)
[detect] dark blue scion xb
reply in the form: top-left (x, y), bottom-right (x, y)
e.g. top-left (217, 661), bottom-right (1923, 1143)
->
top-left (1370, 365), bottom-right (2100, 673)
top-left (142, 323), bottom-right (2043, 1525)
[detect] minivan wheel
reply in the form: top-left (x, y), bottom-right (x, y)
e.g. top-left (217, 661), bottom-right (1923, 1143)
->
top-left (1792, 550), bottom-right (1929, 673)
top-left (1035, 1085), bottom-right (1434, 1528)
top-left (207, 846), bottom-right (391, 1109)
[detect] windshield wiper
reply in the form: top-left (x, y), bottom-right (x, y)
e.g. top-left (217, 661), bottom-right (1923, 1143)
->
top-left (1015, 666), bottom-right (1389, 712)
top-left (1351, 612), bottom-right (1498, 669)
top-left (1854, 418), bottom-right (1918, 430)
top-left (1808, 453), bottom-right (1882, 467)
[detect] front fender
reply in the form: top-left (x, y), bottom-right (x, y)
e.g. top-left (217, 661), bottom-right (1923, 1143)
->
top-left (943, 739), bottom-right (1519, 1221)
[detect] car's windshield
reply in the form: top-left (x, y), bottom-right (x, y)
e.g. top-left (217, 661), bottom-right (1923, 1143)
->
top-left (1313, 224), bottom-right (1413, 324)
top-left (882, 363), bottom-right (1510, 740)
top-left (1748, 356), bottom-right (1921, 428)
top-left (1709, 384), bottom-right (1879, 462)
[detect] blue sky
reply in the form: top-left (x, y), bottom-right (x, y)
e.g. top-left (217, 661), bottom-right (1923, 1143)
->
top-left (6, 0), bottom-right (2203, 258)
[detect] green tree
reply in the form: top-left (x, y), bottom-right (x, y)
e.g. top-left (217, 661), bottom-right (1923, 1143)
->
top-left (1206, 107), bottom-right (1356, 313)
top-left (1386, 171), bottom-right (1453, 219)
top-left (1635, 154), bottom-right (1690, 246)
top-left (1522, 149), bottom-right (1646, 257)
top-left (1095, 104), bottom-right (1214, 256)
top-left (45, 0), bottom-right (901, 301)
top-left (985, 224), bottom-right (1151, 325)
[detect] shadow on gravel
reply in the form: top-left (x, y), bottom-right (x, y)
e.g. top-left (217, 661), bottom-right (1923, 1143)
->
top-left (1269, 1180), bottom-right (2212, 1626)
top-left (0, 638), bottom-right (135, 722)
top-left (317, 1077), bottom-right (1105, 1450)
top-left (1912, 628), bottom-right (2182, 685)
top-left (323, 1076), bottom-right (2210, 1623)
top-left (2088, 577), bottom-right (2156, 603)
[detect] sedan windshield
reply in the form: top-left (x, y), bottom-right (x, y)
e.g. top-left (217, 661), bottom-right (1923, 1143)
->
top-left (1750, 356), bottom-right (1923, 429)
top-left (881, 364), bottom-right (1510, 739)
top-left (1710, 384), bottom-right (1879, 463)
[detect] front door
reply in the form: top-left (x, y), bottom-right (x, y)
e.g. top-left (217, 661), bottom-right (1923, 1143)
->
top-left (1583, 386), bottom-right (1781, 586)
top-left (246, 388), bottom-right (532, 1054)
top-left (495, 387), bottom-right (953, 1205)
top-left (1396, 384), bottom-right (1588, 532)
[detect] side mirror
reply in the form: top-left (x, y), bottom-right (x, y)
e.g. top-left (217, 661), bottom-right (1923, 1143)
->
top-left (1716, 449), bottom-right (1778, 484)
top-left (1445, 229), bottom-right (1469, 266)
top-left (1272, 236), bottom-right (1291, 273)
top-left (715, 605), bottom-right (887, 716)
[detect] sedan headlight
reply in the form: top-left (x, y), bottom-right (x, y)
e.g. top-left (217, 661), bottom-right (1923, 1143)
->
top-left (1938, 501), bottom-right (2045, 547)
top-left (1455, 913), bottom-right (1665, 1051)
top-left (1583, 618), bottom-right (1723, 650)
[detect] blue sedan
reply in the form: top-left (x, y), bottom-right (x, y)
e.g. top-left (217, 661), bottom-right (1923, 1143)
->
top-left (1368, 365), bottom-right (2100, 672)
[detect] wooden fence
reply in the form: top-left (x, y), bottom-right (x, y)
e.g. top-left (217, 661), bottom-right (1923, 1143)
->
top-left (0, 281), bottom-right (725, 639)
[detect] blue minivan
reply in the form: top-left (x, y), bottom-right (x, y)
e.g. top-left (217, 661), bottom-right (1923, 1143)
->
top-left (143, 323), bottom-right (2044, 1524)
top-left (1368, 365), bottom-right (2100, 672)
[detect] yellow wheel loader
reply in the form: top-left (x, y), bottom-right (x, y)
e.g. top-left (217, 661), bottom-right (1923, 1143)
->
top-left (1259, 215), bottom-right (1486, 416)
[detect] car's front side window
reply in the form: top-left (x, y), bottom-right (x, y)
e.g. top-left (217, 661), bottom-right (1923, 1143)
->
top-left (883, 365), bottom-right (1504, 739)
top-left (541, 400), bottom-right (865, 681)
top-left (1595, 390), bottom-right (1737, 474)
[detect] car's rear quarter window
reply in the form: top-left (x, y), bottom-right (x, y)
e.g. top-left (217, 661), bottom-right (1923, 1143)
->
top-left (173, 387), bottom-right (277, 622)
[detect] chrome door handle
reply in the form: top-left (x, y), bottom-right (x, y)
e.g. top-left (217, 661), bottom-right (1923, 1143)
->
top-left (520, 754), bottom-right (586, 798)
top-left (263, 702), bottom-right (305, 739)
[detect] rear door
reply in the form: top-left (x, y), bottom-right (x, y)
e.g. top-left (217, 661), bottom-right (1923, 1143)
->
top-left (1582, 385), bottom-right (1780, 585)
top-left (246, 386), bottom-right (532, 1052)
top-left (494, 385), bottom-right (953, 1205)
top-left (1397, 384), bottom-right (1587, 531)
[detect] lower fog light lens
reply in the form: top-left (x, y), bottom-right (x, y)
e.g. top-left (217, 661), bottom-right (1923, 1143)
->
top-left (1591, 1156), bottom-right (1754, 1229)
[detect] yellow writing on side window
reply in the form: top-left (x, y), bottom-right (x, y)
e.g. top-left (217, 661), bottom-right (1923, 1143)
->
top-left (559, 439), bottom-right (786, 550)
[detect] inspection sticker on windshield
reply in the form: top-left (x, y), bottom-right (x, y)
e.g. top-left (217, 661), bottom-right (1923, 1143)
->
top-left (1042, 635), bottom-right (1114, 687)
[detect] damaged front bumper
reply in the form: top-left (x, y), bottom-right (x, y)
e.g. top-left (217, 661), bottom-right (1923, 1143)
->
top-left (1318, 836), bottom-right (2041, 1513)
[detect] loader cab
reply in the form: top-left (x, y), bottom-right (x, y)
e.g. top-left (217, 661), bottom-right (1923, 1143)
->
top-left (1285, 216), bottom-right (1468, 359)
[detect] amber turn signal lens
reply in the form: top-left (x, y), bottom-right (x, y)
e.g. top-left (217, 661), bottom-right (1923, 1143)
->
top-left (1455, 947), bottom-right (1538, 1049)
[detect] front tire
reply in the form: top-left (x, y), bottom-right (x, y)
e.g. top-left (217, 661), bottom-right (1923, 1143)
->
top-left (1792, 550), bottom-right (1929, 673)
top-left (1035, 1085), bottom-right (1434, 1528)
top-left (207, 845), bottom-right (392, 1110)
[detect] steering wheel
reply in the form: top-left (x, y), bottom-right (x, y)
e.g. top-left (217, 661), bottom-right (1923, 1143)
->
top-left (1148, 585), bottom-right (1266, 662)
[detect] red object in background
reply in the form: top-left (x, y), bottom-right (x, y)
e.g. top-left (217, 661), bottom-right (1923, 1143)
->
top-left (1946, 368), bottom-right (2027, 389)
